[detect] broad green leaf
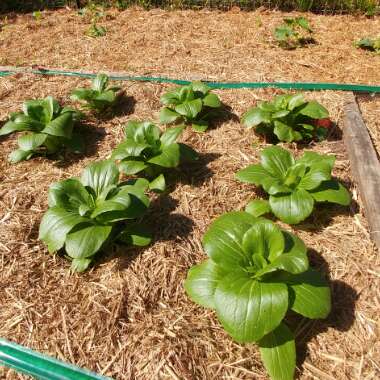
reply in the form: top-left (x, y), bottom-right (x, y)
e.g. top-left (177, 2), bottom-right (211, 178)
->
top-left (298, 162), bottom-right (332, 190)
top-left (8, 149), bottom-right (34, 163)
top-left (283, 163), bottom-right (307, 187)
top-left (148, 143), bottom-right (181, 168)
top-left (22, 100), bottom-right (45, 121)
top-left (236, 164), bottom-right (278, 192)
top-left (160, 89), bottom-right (182, 105)
top-left (17, 133), bottom-right (46, 151)
top-left (298, 101), bottom-right (329, 119)
top-left (160, 126), bottom-right (185, 147)
top-left (242, 219), bottom-right (285, 263)
top-left (297, 151), bottom-right (335, 169)
top-left (48, 178), bottom-right (93, 211)
top-left (191, 120), bottom-right (209, 132)
top-left (191, 81), bottom-right (211, 94)
top-left (202, 211), bottom-right (258, 270)
top-left (65, 225), bottom-right (112, 259)
top-left (310, 180), bottom-right (351, 205)
top-left (39, 207), bottom-right (89, 252)
top-left (0, 115), bottom-right (42, 136)
top-left (42, 112), bottom-right (73, 139)
top-left (281, 269), bottom-right (331, 319)
top-left (203, 93), bottom-right (221, 108)
top-left (297, 17), bottom-right (312, 31)
top-left (245, 199), bottom-right (271, 217)
top-left (118, 223), bottom-right (152, 247)
top-left (242, 108), bottom-right (271, 128)
top-left (274, 121), bottom-right (303, 142)
top-left (81, 160), bottom-right (119, 198)
top-left (260, 146), bottom-right (295, 179)
top-left (288, 93), bottom-right (306, 110)
top-left (71, 258), bottom-right (92, 272)
top-left (91, 193), bottom-right (131, 219)
top-left (70, 88), bottom-right (97, 102)
top-left (259, 323), bottom-right (296, 380)
top-left (254, 231), bottom-right (308, 278)
top-left (184, 259), bottom-right (224, 309)
top-left (119, 160), bottom-right (148, 175)
top-left (159, 107), bottom-right (181, 124)
top-left (92, 73), bottom-right (109, 92)
top-left (214, 270), bottom-right (288, 342)
top-left (94, 90), bottom-right (117, 104)
top-left (112, 140), bottom-right (150, 160)
top-left (149, 174), bottom-right (166, 192)
top-left (42, 96), bottom-right (59, 123)
top-left (175, 98), bottom-right (202, 119)
top-left (269, 189), bottom-right (314, 224)
top-left (272, 110), bottom-right (290, 119)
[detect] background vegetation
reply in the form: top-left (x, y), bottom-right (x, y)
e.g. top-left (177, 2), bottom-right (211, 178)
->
top-left (0, 0), bottom-right (379, 14)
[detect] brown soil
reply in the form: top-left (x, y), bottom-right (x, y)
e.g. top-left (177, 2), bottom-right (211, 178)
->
top-left (0, 8), bottom-right (379, 380)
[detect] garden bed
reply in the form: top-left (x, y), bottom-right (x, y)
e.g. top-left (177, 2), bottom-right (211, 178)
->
top-left (0, 8), bottom-right (379, 380)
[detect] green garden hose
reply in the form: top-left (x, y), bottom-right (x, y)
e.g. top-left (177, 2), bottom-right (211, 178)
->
top-left (0, 68), bottom-right (379, 92)
top-left (0, 339), bottom-right (111, 380)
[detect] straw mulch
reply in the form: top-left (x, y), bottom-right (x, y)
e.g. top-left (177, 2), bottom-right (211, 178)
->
top-left (0, 8), bottom-right (379, 84)
top-left (0, 8), bottom-right (379, 380)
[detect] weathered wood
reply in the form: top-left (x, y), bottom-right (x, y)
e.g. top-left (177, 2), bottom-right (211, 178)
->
top-left (343, 93), bottom-right (380, 250)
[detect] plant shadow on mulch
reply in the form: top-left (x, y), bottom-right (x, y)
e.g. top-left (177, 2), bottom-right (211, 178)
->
top-left (289, 248), bottom-right (358, 372)
top-left (53, 123), bottom-right (107, 168)
top-left (95, 95), bottom-right (136, 122)
top-left (205, 103), bottom-right (240, 131)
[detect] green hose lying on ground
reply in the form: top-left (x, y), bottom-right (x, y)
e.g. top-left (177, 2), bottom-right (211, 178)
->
top-left (0, 68), bottom-right (379, 92)
top-left (0, 339), bottom-right (111, 380)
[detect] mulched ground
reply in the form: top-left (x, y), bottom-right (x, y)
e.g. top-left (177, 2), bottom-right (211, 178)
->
top-left (0, 8), bottom-right (379, 380)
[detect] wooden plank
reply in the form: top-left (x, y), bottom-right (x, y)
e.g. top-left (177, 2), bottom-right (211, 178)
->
top-left (343, 93), bottom-right (380, 250)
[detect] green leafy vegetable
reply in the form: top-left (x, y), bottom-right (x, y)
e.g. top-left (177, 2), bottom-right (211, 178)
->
top-left (159, 81), bottom-right (222, 132)
top-left (0, 96), bottom-right (83, 163)
top-left (355, 37), bottom-right (380, 54)
top-left (274, 17), bottom-right (314, 49)
top-left (39, 160), bottom-right (151, 272)
top-left (236, 146), bottom-right (351, 224)
top-left (71, 73), bottom-right (123, 112)
top-left (185, 211), bottom-right (331, 380)
top-left (111, 121), bottom-right (198, 191)
top-left (242, 93), bottom-right (331, 142)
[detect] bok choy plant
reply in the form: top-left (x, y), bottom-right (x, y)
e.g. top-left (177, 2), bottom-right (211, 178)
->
top-left (236, 146), bottom-right (351, 224)
top-left (242, 93), bottom-right (331, 142)
top-left (159, 81), bottom-right (222, 132)
top-left (70, 73), bottom-right (123, 112)
top-left (0, 96), bottom-right (83, 163)
top-left (111, 121), bottom-right (198, 192)
top-left (355, 36), bottom-right (380, 54)
top-left (39, 160), bottom-right (151, 272)
top-left (274, 17), bottom-right (314, 49)
top-left (185, 211), bottom-right (331, 380)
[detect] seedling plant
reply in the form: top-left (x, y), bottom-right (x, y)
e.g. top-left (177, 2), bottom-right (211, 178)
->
top-left (185, 211), bottom-right (331, 380)
top-left (71, 74), bottom-right (123, 112)
top-left (242, 93), bottom-right (331, 142)
top-left (159, 81), bottom-right (222, 132)
top-left (355, 37), bottom-right (380, 53)
top-left (236, 146), bottom-right (351, 224)
top-left (274, 17), bottom-right (314, 49)
top-left (0, 96), bottom-right (83, 163)
top-left (112, 121), bottom-right (198, 192)
top-left (39, 160), bottom-right (151, 272)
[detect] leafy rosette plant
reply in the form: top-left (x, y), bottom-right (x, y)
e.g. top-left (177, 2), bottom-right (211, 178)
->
top-left (159, 81), bottom-right (222, 132)
top-left (70, 74), bottom-right (122, 112)
top-left (274, 17), bottom-right (314, 49)
top-left (355, 36), bottom-right (380, 54)
top-left (111, 121), bottom-right (198, 192)
top-left (236, 146), bottom-right (351, 224)
top-left (0, 97), bottom-right (83, 163)
top-left (185, 211), bottom-right (331, 380)
top-left (242, 93), bottom-right (331, 142)
top-left (39, 160), bottom-right (151, 272)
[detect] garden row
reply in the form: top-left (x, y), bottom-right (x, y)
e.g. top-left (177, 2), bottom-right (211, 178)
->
top-left (0, 74), bottom-right (352, 380)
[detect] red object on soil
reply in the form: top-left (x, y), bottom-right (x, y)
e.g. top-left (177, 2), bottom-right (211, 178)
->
top-left (314, 118), bottom-right (333, 129)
